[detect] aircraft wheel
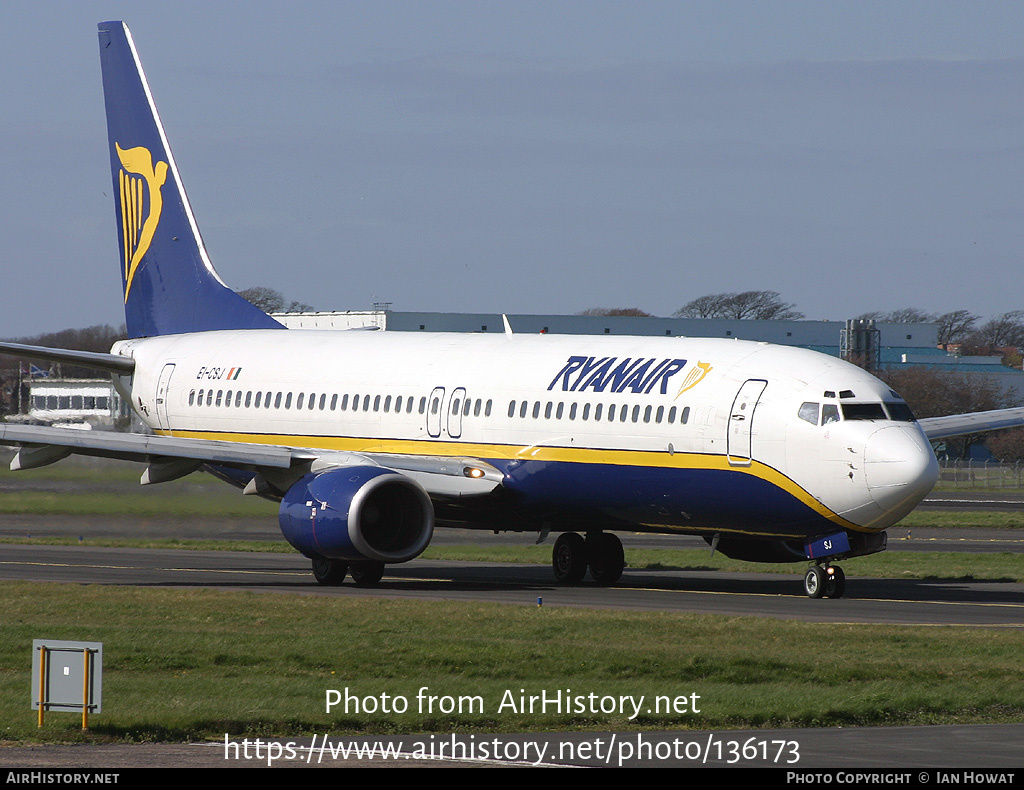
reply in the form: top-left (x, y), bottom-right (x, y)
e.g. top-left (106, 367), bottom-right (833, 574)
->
top-left (804, 565), bottom-right (826, 599)
top-left (587, 532), bottom-right (624, 585)
top-left (825, 565), bottom-right (846, 599)
top-left (350, 561), bottom-right (386, 587)
top-left (553, 533), bottom-right (587, 583)
top-left (312, 558), bottom-right (347, 586)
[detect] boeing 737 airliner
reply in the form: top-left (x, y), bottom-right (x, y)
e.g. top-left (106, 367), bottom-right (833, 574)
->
top-left (2, 22), bottom-right (1022, 597)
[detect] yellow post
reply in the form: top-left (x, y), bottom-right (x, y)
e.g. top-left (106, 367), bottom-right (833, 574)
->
top-left (82, 650), bottom-right (90, 731)
top-left (37, 646), bottom-right (46, 728)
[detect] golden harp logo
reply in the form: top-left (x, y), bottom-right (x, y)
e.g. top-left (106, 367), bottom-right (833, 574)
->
top-left (116, 143), bottom-right (168, 302)
top-left (675, 361), bottom-right (713, 398)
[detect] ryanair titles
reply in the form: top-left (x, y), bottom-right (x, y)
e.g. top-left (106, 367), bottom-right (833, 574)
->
top-left (548, 356), bottom-right (687, 395)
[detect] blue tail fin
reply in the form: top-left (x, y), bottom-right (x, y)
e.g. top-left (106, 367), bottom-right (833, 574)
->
top-left (98, 21), bottom-right (284, 338)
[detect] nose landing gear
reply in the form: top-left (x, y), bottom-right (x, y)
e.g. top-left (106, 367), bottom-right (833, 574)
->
top-left (804, 563), bottom-right (846, 599)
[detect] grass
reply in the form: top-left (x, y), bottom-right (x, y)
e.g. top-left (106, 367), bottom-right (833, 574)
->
top-left (2, 456), bottom-right (1022, 744)
top-left (2, 582), bottom-right (1023, 743)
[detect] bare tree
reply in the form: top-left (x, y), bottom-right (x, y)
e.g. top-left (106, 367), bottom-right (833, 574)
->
top-left (577, 307), bottom-right (654, 317)
top-left (238, 287), bottom-right (313, 313)
top-left (674, 291), bottom-right (803, 320)
top-left (936, 310), bottom-right (979, 346)
top-left (979, 311), bottom-right (1024, 348)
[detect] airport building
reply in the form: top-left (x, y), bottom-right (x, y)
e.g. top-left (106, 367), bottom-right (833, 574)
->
top-left (6, 311), bottom-right (1021, 427)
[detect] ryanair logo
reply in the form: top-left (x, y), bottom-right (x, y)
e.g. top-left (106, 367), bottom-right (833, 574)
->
top-left (116, 143), bottom-right (168, 302)
top-left (548, 356), bottom-right (687, 395)
top-left (675, 360), bottom-right (713, 398)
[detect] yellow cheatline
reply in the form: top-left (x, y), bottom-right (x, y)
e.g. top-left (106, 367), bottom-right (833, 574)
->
top-left (161, 428), bottom-right (863, 532)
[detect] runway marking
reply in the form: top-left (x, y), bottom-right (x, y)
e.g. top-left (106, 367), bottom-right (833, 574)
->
top-left (0, 560), bottom-right (306, 578)
top-left (893, 535), bottom-right (1024, 545)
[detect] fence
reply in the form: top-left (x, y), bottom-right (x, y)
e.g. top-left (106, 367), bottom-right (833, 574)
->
top-left (936, 459), bottom-right (1024, 490)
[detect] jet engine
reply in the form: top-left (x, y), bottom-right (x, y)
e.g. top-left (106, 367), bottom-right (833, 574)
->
top-left (279, 467), bottom-right (434, 563)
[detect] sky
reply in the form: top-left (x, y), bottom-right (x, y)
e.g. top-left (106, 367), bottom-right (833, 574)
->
top-left (2, 1), bottom-right (1024, 337)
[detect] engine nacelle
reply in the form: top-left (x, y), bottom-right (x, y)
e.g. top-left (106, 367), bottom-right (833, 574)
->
top-left (279, 466), bottom-right (434, 563)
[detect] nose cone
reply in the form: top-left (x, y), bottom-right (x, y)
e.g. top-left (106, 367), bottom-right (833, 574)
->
top-left (863, 425), bottom-right (939, 524)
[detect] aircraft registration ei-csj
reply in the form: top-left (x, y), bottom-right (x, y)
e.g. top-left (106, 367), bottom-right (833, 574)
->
top-left (3, 21), bottom-right (1023, 598)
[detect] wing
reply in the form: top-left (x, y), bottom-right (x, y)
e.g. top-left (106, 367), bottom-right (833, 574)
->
top-left (0, 423), bottom-right (502, 497)
top-left (917, 406), bottom-right (1024, 440)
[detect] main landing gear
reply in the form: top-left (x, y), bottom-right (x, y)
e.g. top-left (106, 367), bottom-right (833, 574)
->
top-left (552, 531), bottom-right (625, 585)
top-left (803, 563), bottom-right (846, 599)
top-left (311, 558), bottom-right (386, 587)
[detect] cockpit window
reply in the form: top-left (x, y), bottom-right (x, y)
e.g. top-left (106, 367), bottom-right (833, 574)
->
top-left (798, 402), bottom-right (819, 425)
top-left (884, 402), bottom-right (917, 422)
top-left (841, 403), bottom-right (887, 421)
top-left (822, 404), bottom-right (840, 424)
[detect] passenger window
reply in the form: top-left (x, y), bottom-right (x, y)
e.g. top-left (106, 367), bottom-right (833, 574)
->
top-left (245, 391), bottom-right (252, 408)
top-left (681, 406), bottom-right (690, 424)
top-left (668, 406), bottom-right (676, 423)
top-left (608, 405), bottom-right (616, 421)
top-left (189, 390), bottom-right (196, 406)
top-left (297, 393), bottom-right (305, 409)
top-left (520, 401), bottom-right (528, 418)
top-left (285, 392), bottom-right (293, 409)
top-left (485, 400), bottom-right (492, 417)
top-left (330, 394), bottom-right (338, 410)
top-left (255, 391), bottom-right (262, 408)
top-left (216, 390), bottom-right (223, 407)
top-left (508, 400), bottom-right (516, 418)
top-left (798, 402), bottom-right (819, 425)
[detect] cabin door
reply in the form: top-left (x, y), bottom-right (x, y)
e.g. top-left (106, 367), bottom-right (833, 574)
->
top-left (426, 386), bottom-right (445, 437)
top-left (727, 378), bottom-right (766, 466)
top-left (155, 363), bottom-right (176, 432)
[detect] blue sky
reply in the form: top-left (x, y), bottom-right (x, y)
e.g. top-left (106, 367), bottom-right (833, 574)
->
top-left (2, 1), bottom-right (1023, 335)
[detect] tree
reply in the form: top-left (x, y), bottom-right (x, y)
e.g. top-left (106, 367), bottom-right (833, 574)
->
top-left (978, 311), bottom-right (1024, 349)
top-left (857, 308), bottom-right (936, 324)
top-left (985, 428), bottom-right (1024, 462)
top-left (577, 307), bottom-right (653, 317)
top-left (674, 291), bottom-right (803, 320)
top-left (237, 287), bottom-right (313, 313)
top-left (936, 310), bottom-right (979, 346)
top-left (878, 367), bottom-right (1019, 458)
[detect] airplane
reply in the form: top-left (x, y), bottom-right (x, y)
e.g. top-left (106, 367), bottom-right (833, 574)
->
top-left (2, 20), bottom-right (1023, 598)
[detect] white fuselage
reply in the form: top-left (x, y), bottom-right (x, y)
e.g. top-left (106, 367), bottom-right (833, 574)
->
top-left (113, 329), bottom-right (939, 539)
